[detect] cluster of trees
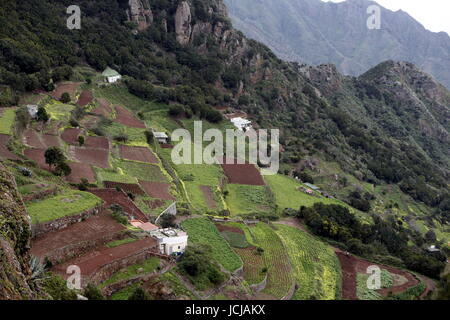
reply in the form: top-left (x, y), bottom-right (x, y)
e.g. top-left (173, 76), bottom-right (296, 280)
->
top-left (44, 147), bottom-right (71, 176)
top-left (297, 203), bottom-right (446, 278)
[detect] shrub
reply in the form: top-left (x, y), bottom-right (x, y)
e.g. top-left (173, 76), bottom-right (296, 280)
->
top-left (61, 92), bottom-right (71, 103)
top-left (82, 283), bottom-right (105, 300)
top-left (128, 286), bottom-right (150, 300)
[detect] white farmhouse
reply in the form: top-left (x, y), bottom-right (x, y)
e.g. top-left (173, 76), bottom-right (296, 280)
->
top-left (153, 131), bottom-right (169, 144)
top-left (102, 67), bottom-right (122, 83)
top-left (27, 105), bottom-right (38, 118)
top-left (230, 117), bottom-right (252, 131)
top-left (150, 228), bottom-right (188, 256)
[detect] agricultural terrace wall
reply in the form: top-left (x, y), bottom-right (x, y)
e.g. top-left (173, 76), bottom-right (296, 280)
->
top-left (85, 248), bottom-right (162, 287)
top-left (41, 231), bottom-right (125, 265)
top-left (32, 204), bottom-right (104, 238)
top-left (281, 281), bottom-right (297, 301)
top-left (249, 274), bottom-right (267, 293)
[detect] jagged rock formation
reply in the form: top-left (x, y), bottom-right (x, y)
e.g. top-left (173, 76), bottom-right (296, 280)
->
top-left (126, 0), bottom-right (153, 31)
top-left (175, 1), bottom-right (192, 45)
top-left (0, 162), bottom-right (36, 299)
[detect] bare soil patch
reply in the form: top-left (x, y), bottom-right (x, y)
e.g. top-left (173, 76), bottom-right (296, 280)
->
top-left (61, 128), bottom-right (82, 145)
top-left (119, 145), bottom-right (158, 164)
top-left (24, 148), bottom-right (48, 170)
top-left (215, 223), bottom-right (244, 235)
top-left (199, 185), bottom-right (217, 209)
top-left (221, 161), bottom-right (265, 186)
top-left (139, 181), bottom-right (175, 201)
top-left (91, 98), bottom-right (113, 117)
top-left (71, 146), bottom-right (109, 169)
top-left (115, 105), bottom-right (146, 128)
top-left (66, 162), bottom-right (96, 184)
top-left (77, 90), bottom-right (93, 107)
top-left (52, 237), bottom-right (157, 277)
top-left (103, 181), bottom-right (145, 195)
top-left (50, 82), bottom-right (81, 100)
top-left (42, 134), bottom-right (60, 148)
top-left (30, 211), bottom-right (124, 258)
top-left (88, 188), bottom-right (148, 222)
top-left (23, 129), bottom-right (45, 148)
top-left (85, 136), bottom-right (109, 150)
top-left (144, 199), bottom-right (165, 209)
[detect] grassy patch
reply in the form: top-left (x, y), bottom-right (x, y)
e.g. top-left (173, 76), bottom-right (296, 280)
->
top-left (356, 269), bottom-right (393, 300)
top-left (105, 237), bottom-right (138, 248)
top-left (156, 270), bottom-right (196, 299)
top-left (100, 257), bottom-right (160, 288)
top-left (45, 102), bottom-right (75, 121)
top-left (234, 247), bottom-right (266, 285)
top-left (0, 107), bottom-right (17, 135)
top-left (221, 231), bottom-right (249, 248)
top-left (181, 218), bottom-right (242, 272)
top-left (117, 160), bottom-right (168, 182)
top-left (94, 167), bottom-right (137, 184)
top-left (26, 190), bottom-right (102, 223)
top-left (225, 184), bottom-right (273, 216)
top-left (274, 224), bottom-right (341, 300)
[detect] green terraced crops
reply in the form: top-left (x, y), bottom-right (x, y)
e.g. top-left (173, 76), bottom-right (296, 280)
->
top-left (117, 160), bottom-right (168, 182)
top-left (234, 247), bottom-right (266, 285)
top-left (274, 224), bottom-right (341, 300)
top-left (250, 223), bottom-right (294, 299)
top-left (356, 269), bottom-right (393, 300)
top-left (220, 231), bottom-right (249, 248)
top-left (100, 257), bottom-right (160, 288)
top-left (226, 184), bottom-right (273, 216)
top-left (181, 218), bottom-right (242, 272)
top-left (0, 107), bottom-right (16, 135)
top-left (26, 190), bottom-right (102, 223)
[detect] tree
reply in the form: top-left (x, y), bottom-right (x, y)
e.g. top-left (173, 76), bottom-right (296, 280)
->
top-left (61, 92), bottom-right (71, 103)
top-left (128, 287), bottom-right (150, 300)
top-left (78, 135), bottom-right (85, 146)
top-left (54, 161), bottom-right (72, 176)
top-left (82, 283), bottom-right (105, 300)
top-left (37, 106), bottom-right (49, 123)
top-left (44, 147), bottom-right (65, 170)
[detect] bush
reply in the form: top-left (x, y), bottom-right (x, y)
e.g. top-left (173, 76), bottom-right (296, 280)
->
top-left (42, 274), bottom-right (78, 300)
top-left (128, 286), bottom-right (150, 300)
top-left (60, 92), bottom-right (71, 103)
top-left (82, 283), bottom-right (105, 300)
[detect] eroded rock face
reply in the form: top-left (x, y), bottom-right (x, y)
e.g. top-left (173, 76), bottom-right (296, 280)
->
top-left (127, 0), bottom-right (153, 31)
top-left (175, 1), bottom-right (192, 45)
top-left (0, 162), bottom-right (35, 299)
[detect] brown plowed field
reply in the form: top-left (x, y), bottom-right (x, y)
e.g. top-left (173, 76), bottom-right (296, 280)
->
top-left (85, 136), bottom-right (109, 150)
top-left (71, 146), bottom-right (109, 169)
top-left (115, 105), bottom-right (146, 128)
top-left (52, 237), bottom-right (157, 277)
top-left (119, 145), bottom-right (158, 163)
top-left (24, 148), bottom-right (48, 170)
top-left (23, 129), bottom-right (46, 148)
top-left (91, 98), bottom-right (113, 117)
top-left (335, 249), bottom-right (420, 300)
top-left (200, 185), bottom-right (217, 209)
top-left (50, 82), bottom-right (81, 100)
top-left (215, 223), bottom-right (244, 235)
top-left (139, 181), bottom-right (175, 201)
top-left (144, 199), bottom-right (165, 209)
top-left (42, 134), bottom-right (60, 148)
top-left (77, 90), bottom-right (93, 107)
top-left (103, 181), bottom-right (145, 195)
top-left (221, 161), bottom-right (265, 186)
top-left (61, 128), bottom-right (82, 145)
top-left (30, 211), bottom-right (125, 258)
top-left (0, 134), bottom-right (20, 160)
top-left (88, 188), bottom-right (148, 222)
top-left (66, 162), bottom-right (96, 184)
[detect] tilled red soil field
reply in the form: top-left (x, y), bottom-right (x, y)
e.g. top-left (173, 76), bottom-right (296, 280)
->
top-left (144, 199), bottom-right (165, 209)
top-left (30, 211), bottom-right (125, 258)
top-left (200, 185), bottom-right (217, 209)
top-left (115, 105), bottom-right (146, 128)
top-left (23, 129), bottom-right (46, 148)
top-left (71, 146), bottom-right (109, 169)
top-left (88, 188), bottom-right (148, 222)
top-left (103, 181), bottom-right (145, 195)
top-left (119, 145), bottom-right (158, 163)
top-left (77, 90), bottom-right (93, 107)
top-left (24, 148), bottom-right (48, 170)
top-left (0, 134), bottom-right (20, 160)
top-left (221, 161), bottom-right (265, 186)
top-left (61, 128), bottom-right (82, 145)
top-left (66, 162), bottom-right (96, 184)
top-left (50, 82), bottom-right (81, 100)
top-left (52, 237), bottom-right (157, 277)
top-left (84, 136), bottom-right (109, 150)
top-left (42, 134), bottom-right (60, 148)
top-left (335, 249), bottom-right (420, 300)
top-left (215, 223), bottom-right (244, 235)
top-left (91, 98), bottom-right (113, 117)
top-left (139, 181), bottom-right (176, 201)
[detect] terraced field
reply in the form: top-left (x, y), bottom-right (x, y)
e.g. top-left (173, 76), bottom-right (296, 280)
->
top-left (274, 224), bottom-right (341, 300)
top-left (181, 218), bottom-right (242, 272)
top-left (0, 107), bottom-right (17, 135)
top-left (225, 184), bottom-right (274, 216)
top-left (250, 223), bottom-right (294, 299)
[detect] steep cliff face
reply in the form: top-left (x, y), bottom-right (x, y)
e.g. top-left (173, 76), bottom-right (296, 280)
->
top-left (126, 0), bottom-right (153, 31)
top-left (0, 162), bottom-right (36, 300)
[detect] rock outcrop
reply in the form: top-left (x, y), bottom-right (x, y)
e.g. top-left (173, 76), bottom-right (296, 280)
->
top-left (127, 0), bottom-right (153, 31)
top-left (175, 1), bottom-right (192, 46)
top-left (0, 162), bottom-right (36, 299)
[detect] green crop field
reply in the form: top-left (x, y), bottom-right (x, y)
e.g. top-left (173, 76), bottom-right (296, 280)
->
top-left (250, 223), bottom-right (294, 299)
top-left (274, 224), bottom-right (341, 300)
top-left (225, 184), bottom-right (273, 216)
top-left (105, 238), bottom-right (138, 248)
top-left (100, 257), bottom-right (160, 288)
top-left (102, 122), bottom-right (148, 146)
top-left (220, 230), bottom-right (249, 248)
top-left (0, 107), bottom-right (16, 135)
top-left (116, 160), bottom-right (168, 182)
top-left (45, 102), bottom-right (75, 121)
top-left (181, 218), bottom-right (242, 272)
top-left (234, 247), bottom-right (266, 285)
top-left (26, 190), bottom-right (102, 223)
top-left (94, 167), bottom-right (138, 184)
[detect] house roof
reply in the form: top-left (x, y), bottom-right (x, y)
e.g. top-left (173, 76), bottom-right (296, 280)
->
top-left (154, 132), bottom-right (168, 139)
top-left (138, 222), bottom-right (159, 232)
top-left (304, 183), bottom-right (320, 190)
top-left (102, 67), bottom-right (121, 77)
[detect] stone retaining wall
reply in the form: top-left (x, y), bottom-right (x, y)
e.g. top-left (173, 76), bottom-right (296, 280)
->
top-left (249, 274), bottom-right (267, 293)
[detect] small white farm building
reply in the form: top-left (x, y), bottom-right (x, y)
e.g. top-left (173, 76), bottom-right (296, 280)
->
top-left (27, 105), bottom-right (38, 118)
top-left (230, 117), bottom-right (252, 131)
top-left (102, 67), bottom-right (122, 83)
top-left (150, 228), bottom-right (188, 256)
top-left (154, 131), bottom-right (169, 144)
